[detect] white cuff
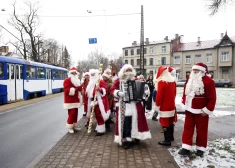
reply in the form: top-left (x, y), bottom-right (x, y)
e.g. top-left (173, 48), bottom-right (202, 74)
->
top-left (69, 87), bottom-right (75, 96)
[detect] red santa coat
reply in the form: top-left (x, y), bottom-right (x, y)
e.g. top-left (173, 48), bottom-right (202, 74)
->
top-left (82, 79), bottom-right (89, 112)
top-left (87, 80), bottom-right (110, 121)
top-left (63, 78), bottom-right (82, 109)
top-left (110, 78), bottom-right (151, 145)
top-left (156, 81), bottom-right (176, 117)
top-left (182, 75), bottom-right (216, 115)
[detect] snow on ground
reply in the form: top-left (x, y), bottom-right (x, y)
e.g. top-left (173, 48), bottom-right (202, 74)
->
top-left (147, 87), bottom-right (235, 168)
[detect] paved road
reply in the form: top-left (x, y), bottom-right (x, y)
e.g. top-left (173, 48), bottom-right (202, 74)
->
top-left (0, 94), bottom-right (83, 168)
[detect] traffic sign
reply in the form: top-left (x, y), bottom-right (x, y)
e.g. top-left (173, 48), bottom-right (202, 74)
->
top-left (89, 38), bottom-right (97, 44)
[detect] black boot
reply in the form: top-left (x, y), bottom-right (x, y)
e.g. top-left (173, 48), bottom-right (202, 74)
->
top-left (85, 121), bottom-right (89, 128)
top-left (123, 141), bottom-right (132, 149)
top-left (158, 127), bottom-right (171, 146)
top-left (169, 124), bottom-right (174, 141)
top-left (195, 150), bottom-right (204, 157)
top-left (178, 148), bottom-right (190, 157)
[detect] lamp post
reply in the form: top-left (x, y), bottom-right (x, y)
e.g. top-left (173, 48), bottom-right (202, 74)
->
top-left (139, 5), bottom-right (144, 77)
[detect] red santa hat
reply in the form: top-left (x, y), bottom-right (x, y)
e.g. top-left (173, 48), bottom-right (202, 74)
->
top-left (168, 67), bottom-right (176, 76)
top-left (102, 68), bottom-right (111, 79)
top-left (156, 66), bottom-right (167, 79)
top-left (82, 72), bottom-right (89, 77)
top-left (192, 62), bottom-right (208, 74)
top-left (69, 67), bottom-right (79, 74)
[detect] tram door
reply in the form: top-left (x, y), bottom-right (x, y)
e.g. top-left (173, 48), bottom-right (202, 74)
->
top-left (7, 64), bottom-right (23, 101)
top-left (46, 69), bottom-right (52, 94)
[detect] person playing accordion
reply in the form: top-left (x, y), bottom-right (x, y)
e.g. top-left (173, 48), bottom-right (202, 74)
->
top-left (110, 64), bottom-right (151, 149)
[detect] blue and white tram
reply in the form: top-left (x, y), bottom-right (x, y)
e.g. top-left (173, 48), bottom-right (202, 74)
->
top-left (0, 55), bottom-right (68, 105)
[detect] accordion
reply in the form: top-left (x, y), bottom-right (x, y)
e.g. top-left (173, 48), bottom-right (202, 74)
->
top-left (121, 80), bottom-right (145, 102)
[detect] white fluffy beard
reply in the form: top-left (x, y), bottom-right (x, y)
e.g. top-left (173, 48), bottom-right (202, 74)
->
top-left (120, 71), bottom-right (135, 81)
top-left (86, 75), bottom-right (99, 98)
top-left (185, 71), bottom-right (204, 96)
top-left (69, 74), bottom-right (80, 87)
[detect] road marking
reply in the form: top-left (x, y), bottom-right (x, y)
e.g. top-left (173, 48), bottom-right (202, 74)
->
top-left (0, 97), bottom-right (60, 115)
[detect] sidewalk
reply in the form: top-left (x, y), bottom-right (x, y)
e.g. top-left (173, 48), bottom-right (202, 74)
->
top-left (34, 116), bottom-right (182, 168)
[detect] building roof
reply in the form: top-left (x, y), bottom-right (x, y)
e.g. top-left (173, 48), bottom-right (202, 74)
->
top-left (123, 39), bottom-right (171, 49)
top-left (173, 36), bottom-right (235, 52)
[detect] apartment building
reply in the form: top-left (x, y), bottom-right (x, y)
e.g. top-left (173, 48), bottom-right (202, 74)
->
top-left (122, 37), bottom-right (171, 77)
top-left (172, 32), bottom-right (235, 85)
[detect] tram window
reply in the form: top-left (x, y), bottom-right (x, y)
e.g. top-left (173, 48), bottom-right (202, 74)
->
top-left (16, 65), bottom-right (19, 79)
top-left (37, 67), bottom-right (45, 79)
top-left (20, 66), bottom-right (23, 79)
top-left (26, 65), bottom-right (36, 78)
top-left (0, 63), bottom-right (3, 78)
top-left (11, 65), bottom-right (14, 79)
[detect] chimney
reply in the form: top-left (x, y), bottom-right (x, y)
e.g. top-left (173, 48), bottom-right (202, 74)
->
top-left (145, 38), bottom-right (149, 45)
top-left (175, 34), bottom-right (179, 39)
top-left (198, 37), bottom-right (200, 42)
top-left (132, 41), bottom-right (137, 46)
top-left (221, 33), bottom-right (224, 39)
top-left (164, 36), bottom-right (168, 41)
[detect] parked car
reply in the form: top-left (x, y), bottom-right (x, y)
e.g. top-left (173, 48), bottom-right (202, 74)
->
top-left (176, 79), bottom-right (186, 87)
top-left (213, 79), bottom-right (233, 88)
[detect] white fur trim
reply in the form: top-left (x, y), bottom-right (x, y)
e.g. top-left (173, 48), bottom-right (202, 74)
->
top-left (202, 107), bottom-right (213, 115)
top-left (114, 135), bottom-right (122, 145)
top-left (89, 69), bottom-right (99, 75)
top-left (69, 87), bottom-right (75, 96)
top-left (78, 91), bottom-right (83, 105)
top-left (69, 69), bottom-right (77, 73)
top-left (95, 124), bottom-right (105, 133)
top-left (63, 103), bottom-right (81, 110)
top-left (66, 123), bottom-right (74, 129)
top-left (102, 73), bottom-right (110, 79)
top-left (96, 93), bottom-right (110, 121)
top-left (182, 143), bottom-right (192, 150)
top-left (87, 98), bottom-right (92, 118)
top-left (196, 146), bottom-right (207, 152)
top-left (118, 64), bottom-right (136, 79)
top-left (185, 106), bottom-right (202, 114)
top-left (114, 90), bottom-right (120, 97)
top-left (192, 65), bottom-right (206, 72)
top-left (158, 110), bottom-right (175, 118)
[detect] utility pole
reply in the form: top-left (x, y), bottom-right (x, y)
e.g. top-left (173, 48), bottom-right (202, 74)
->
top-left (140, 5), bottom-right (144, 76)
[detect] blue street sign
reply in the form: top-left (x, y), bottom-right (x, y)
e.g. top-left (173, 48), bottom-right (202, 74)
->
top-left (89, 38), bottom-right (97, 44)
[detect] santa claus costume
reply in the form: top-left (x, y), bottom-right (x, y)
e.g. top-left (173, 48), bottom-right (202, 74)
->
top-left (178, 62), bottom-right (216, 157)
top-left (86, 69), bottom-right (110, 136)
top-left (110, 64), bottom-right (151, 149)
top-left (63, 67), bottom-right (83, 133)
top-left (81, 72), bottom-right (90, 117)
top-left (154, 66), bottom-right (177, 146)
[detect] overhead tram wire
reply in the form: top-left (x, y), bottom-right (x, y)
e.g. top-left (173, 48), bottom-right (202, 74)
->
top-left (36, 13), bottom-right (141, 18)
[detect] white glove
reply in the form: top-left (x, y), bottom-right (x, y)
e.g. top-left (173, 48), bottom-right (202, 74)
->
top-left (118, 91), bottom-right (125, 97)
top-left (145, 89), bottom-right (150, 95)
top-left (90, 101), bottom-right (97, 107)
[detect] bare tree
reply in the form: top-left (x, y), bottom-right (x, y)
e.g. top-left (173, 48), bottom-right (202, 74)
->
top-left (8, 1), bottom-right (40, 60)
top-left (207, 0), bottom-right (235, 15)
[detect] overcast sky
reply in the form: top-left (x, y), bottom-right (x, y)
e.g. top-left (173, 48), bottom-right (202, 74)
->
top-left (1, 0), bottom-right (235, 65)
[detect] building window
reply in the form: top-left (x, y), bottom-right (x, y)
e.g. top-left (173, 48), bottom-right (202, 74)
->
top-left (131, 59), bottom-right (134, 66)
top-left (174, 56), bottom-right (180, 64)
top-left (144, 48), bottom-right (147, 54)
top-left (162, 46), bottom-right (166, 53)
top-left (137, 49), bottom-right (140, 55)
top-left (125, 60), bottom-right (128, 64)
top-left (149, 46), bottom-right (154, 54)
top-left (149, 71), bottom-right (153, 75)
top-left (131, 49), bottom-right (134, 55)
top-left (195, 55), bottom-right (201, 63)
top-left (150, 58), bottom-right (153, 65)
top-left (144, 59), bottom-right (146, 66)
top-left (206, 53), bottom-right (212, 63)
top-left (161, 57), bottom-right (166, 65)
top-left (221, 52), bottom-right (229, 62)
top-left (137, 59), bottom-right (140, 65)
top-left (185, 55), bottom-right (191, 64)
top-left (125, 50), bottom-right (128, 56)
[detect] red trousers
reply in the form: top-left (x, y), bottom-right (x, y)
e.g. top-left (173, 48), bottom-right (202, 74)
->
top-left (67, 108), bottom-right (78, 124)
top-left (159, 117), bottom-right (175, 127)
top-left (182, 111), bottom-right (209, 151)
